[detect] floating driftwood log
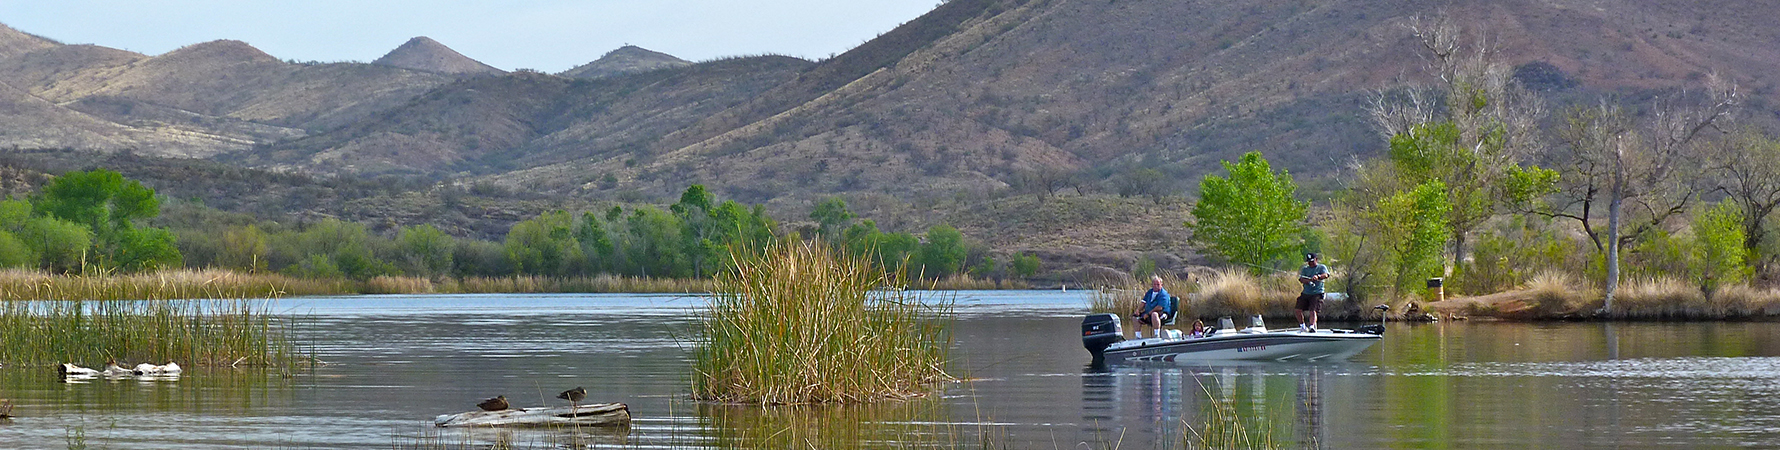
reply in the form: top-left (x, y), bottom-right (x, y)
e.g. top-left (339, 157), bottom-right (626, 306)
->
top-left (435, 403), bottom-right (629, 428)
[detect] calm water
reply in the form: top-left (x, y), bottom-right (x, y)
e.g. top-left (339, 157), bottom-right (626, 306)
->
top-left (3, 291), bottom-right (1779, 449)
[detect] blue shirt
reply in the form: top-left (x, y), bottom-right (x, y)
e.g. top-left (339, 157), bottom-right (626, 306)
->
top-left (1300, 264), bottom-right (1329, 295)
top-left (1141, 288), bottom-right (1172, 314)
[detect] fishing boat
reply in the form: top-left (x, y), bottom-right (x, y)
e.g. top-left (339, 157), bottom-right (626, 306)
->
top-left (1081, 309), bottom-right (1385, 364)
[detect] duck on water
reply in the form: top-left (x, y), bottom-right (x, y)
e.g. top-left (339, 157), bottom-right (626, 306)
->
top-left (1081, 308), bottom-right (1386, 364)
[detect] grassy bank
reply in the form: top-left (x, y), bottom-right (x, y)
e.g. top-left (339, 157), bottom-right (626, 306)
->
top-left (1441, 272), bottom-right (1780, 320)
top-left (693, 240), bottom-right (953, 405)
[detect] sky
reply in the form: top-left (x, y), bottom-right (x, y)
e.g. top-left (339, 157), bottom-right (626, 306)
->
top-left (0, 0), bottom-right (944, 72)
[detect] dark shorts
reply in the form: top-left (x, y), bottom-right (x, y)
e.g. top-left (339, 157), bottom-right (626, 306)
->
top-left (1295, 293), bottom-right (1325, 311)
top-left (1135, 310), bottom-right (1174, 324)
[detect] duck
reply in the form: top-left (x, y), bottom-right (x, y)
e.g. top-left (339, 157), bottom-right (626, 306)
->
top-left (1, 398), bottom-right (12, 418)
top-left (477, 395), bottom-right (510, 411)
top-left (556, 387), bottom-right (586, 410)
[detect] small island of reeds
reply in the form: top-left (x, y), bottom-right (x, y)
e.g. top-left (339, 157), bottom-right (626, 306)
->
top-left (692, 241), bottom-right (952, 405)
top-left (0, 271), bottom-right (304, 368)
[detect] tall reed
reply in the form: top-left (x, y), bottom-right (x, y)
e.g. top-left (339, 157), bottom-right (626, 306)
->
top-left (0, 298), bottom-right (297, 367)
top-left (0, 268), bottom-right (348, 300)
top-left (693, 240), bottom-right (952, 405)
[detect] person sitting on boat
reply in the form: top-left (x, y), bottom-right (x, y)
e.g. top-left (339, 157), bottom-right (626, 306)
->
top-left (1133, 276), bottom-right (1173, 338)
top-left (1189, 319), bottom-right (1207, 338)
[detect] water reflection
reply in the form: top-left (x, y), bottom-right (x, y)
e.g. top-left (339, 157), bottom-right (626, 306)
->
top-left (2, 294), bottom-right (1779, 449)
top-left (1078, 361), bottom-right (1358, 449)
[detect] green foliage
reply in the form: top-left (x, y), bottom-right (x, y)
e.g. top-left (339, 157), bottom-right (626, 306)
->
top-left (0, 230), bottom-right (30, 268)
top-left (504, 211), bottom-right (583, 276)
top-left (1693, 201), bottom-right (1750, 291)
top-left (1453, 217), bottom-right (1575, 295)
top-left (398, 224), bottom-right (455, 278)
top-left (221, 225), bottom-right (270, 272)
top-left (31, 169), bottom-right (180, 271)
top-left (811, 196), bottom-right (856, 239)
top-left (1010, 253), bottom-right (1041, 278)
top-left (1187, 152), bottom-right (1307, 270)
top-left (0, 199), bottom-right (92, 272)
top-left (917, 224), bottom-right (968, 278)
top-left (1360, 181), bottom-right (1452, 295)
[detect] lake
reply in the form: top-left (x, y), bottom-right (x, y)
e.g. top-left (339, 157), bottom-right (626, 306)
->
top-left (2, 291), bottom-right (1779, 449)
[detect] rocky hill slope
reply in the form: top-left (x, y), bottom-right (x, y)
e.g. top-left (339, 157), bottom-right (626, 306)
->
top-left (373, 36), bottom-right (505, 75)
top-left (4, 0), bottom-right (1780, 268)
top-left (559, 45), bottom-right (690, 79)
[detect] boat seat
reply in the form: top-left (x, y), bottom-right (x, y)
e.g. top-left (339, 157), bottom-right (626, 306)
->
top-left (1162, 295), bottom-right (1180, 326)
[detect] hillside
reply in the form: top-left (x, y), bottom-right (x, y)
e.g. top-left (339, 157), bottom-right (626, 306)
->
top-left (0, 36), bottom-right (458, 157)
top-left (0, 22), bottom-right (57, 59)
top-left (235, 55), bottom-right (813, 177)
top-left (559, 45), bottom-right (691, 79)
top-left (373, 36), bottom-right (505, 75)
top-left (5, 0), bottom-right (1780, 271)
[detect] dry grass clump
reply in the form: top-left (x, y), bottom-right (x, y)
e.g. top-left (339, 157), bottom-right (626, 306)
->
top-left (1607, 277), bottom-right (1703, 319)
top-left (1196, 269), bottom-right (1296, 319)
top-left (693, 240), bottom-right (952, 405)
top-left (1706, 284), bottom-right (1780, 318)
top-left (1518, 271), bottom-right (1596, 317)
top-left (1609, 277), bottom-right (1780, 319)
top-left (446, 275), bottom-right (711, 294)
top-left (0, 268), bottom-right (355, 300)
top-left (1087, 274), bottom-right (1196, 317)
top-left (923, 274), bottom-right (1027, 290)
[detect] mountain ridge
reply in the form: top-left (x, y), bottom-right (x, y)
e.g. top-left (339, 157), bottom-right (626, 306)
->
top-left (372, 36), bottom-right (504, 75)
top-left (559, 45), bottom-right (690, 79)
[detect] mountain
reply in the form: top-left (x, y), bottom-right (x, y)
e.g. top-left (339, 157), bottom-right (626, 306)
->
top-left (235, 55), bottom-right (812, 176)
top-left (577, 0), bottom-right (1780, 208)
top-left (0, 35), bottom-right (458, 156)
top-left (6, 0), bottom-right (1780, 266)
top-left (0, 22), bottom-right (57, 59)
top-left (559, 45), bottom-right (690, 79)
top-left (372, 36), bottom-right (504, 75)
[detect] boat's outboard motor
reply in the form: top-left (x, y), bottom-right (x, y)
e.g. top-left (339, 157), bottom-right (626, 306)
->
top-left (1081, 313), bottom-right (1124, 357)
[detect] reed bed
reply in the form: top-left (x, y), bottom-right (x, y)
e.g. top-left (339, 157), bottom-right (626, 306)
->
top-left (442, 274), bottom-right (713, 294)
top-left (0, 298), bottom-right (298, 367)
top-left (923, 274), bottom-right (1029, 290)
top-left (1195, 269), bottom-right (1299, 320)
top-left (1088, 274), bottom-right (1198, 316)
top-left (0, 268), bottom-right (347, 300)
top-left (693, 240), bottom-right (953, 405)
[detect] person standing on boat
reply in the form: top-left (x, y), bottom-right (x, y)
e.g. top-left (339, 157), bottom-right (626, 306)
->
top-left (1134, 276), bottom-right (1173, 338)
top-left (1297, 253), bottom-right (1330, 332)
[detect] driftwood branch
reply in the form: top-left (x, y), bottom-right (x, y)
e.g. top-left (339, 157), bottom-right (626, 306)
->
top-left (435, 403), bottom-right (629, 428)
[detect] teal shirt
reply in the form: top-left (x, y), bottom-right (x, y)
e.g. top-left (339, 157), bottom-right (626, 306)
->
top-left (1300, 264), bottom-right (1328, 295)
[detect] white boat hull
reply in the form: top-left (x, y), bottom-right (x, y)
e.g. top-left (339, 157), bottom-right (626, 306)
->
top-left (1098, 329), bottom-right (1380, 363)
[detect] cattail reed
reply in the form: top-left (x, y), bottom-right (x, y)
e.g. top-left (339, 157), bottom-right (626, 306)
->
top-left (693, 240), bottom-right (952, 405)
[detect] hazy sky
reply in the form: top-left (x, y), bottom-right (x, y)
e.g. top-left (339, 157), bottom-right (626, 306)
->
top-left (1, 0), bottom-right (943, 72)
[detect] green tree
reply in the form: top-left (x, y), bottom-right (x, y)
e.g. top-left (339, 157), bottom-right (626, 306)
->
top-left (399, 224), bottom-right (456, 278)
top-left (32, 169), bottom-right (180, 271)
top-left (917, 224), bottom-right (968, 278)
top-left (1372, 181), bottom-right (1452, 294)
top-left (221, 225), bottom-right (270, 272)
top-left (1187, 152), bottom-right (1307, 270)
top-left (1010, 253), bottom-right (1041, 278)
top-left (810, 196), bottom-right (856, 240)
top-left (505, 211), bottom-right (582, 276)
top-left (1693, 201), bottom-right (1749, 293)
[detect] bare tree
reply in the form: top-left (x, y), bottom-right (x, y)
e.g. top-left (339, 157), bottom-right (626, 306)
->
top-left (1545, 76), bottom-right (1739, 310)
top-left (1367, 15), bottom-right (1549, 271)
top-left (1708, 128), bottom-right (1780, 272)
